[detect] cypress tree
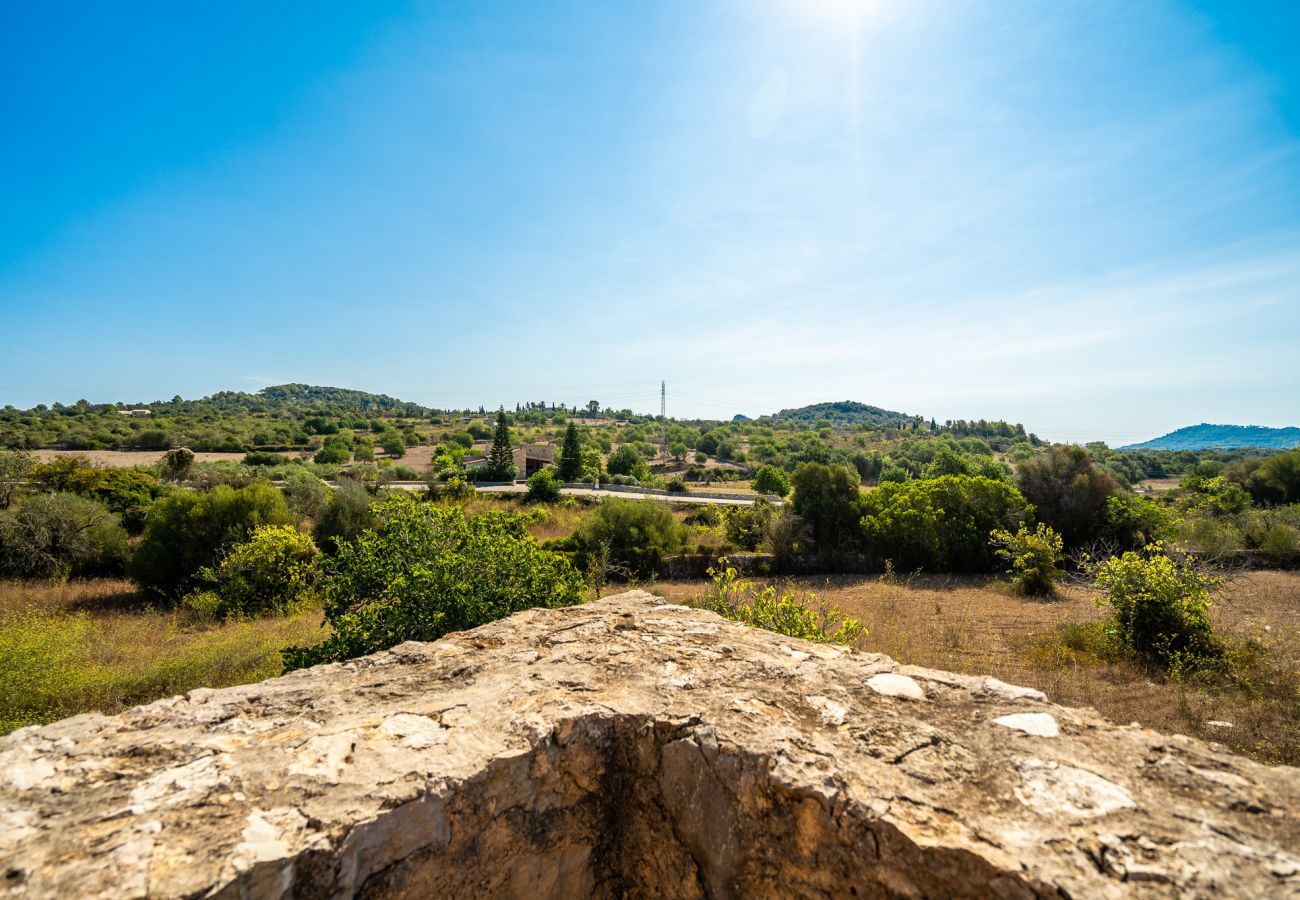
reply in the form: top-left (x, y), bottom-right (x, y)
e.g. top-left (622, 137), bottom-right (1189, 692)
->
top-left (557, 423), bottom-right (583, 482)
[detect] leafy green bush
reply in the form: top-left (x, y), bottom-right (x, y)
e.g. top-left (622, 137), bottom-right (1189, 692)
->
top-left (1104, 493), bottom-right (1176, 549)
top-left (791, 463), bottom-right (864, 562)
top-left (753, 465), bottom-right (791, 497)
top-left (379, 430), bottom-right (406, 458)
top-left (243, 451), bottom-right (288, 467)
top-left (700, 561), bottom-right (866, 645)
top-left (0, 493), bottom-right (130, 580)
top-left (1092, 543), bottom-right (1220, 670)
top-left (859, 475), bottom-right (1031, 572)
top-left (283, 470), bottom-right (331, 521)
top-left (524, 469), bottom-right (563, 503)
top-left (184, 525), bottom-right (319, 619)
top-left (353, 441), bottom-right (376, 462)
top-left (129, 482), bottom-right (294, 598)
top-left (606, 445), bottom-right (649, 480)
top-left (567, 497), bottom-right (686, 577)
top-left (313, 480), bottom-right (376, 552)
top-left (722, 500), bottom-right (775, 551)
top-left (314, 435), bottom-right (353, 465)
top-left (990, 523), bottom-right (1064, 596)
top-left (666, 477), bottom-right (688, 493)
top-left (284, 495), bottom-right (583, 668)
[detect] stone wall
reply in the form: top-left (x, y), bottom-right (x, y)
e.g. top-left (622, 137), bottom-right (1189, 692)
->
top-left (1, 591), bottom-right (1297, 898)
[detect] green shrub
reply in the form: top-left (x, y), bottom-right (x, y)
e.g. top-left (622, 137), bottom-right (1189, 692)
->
top-left (859, 475), bottom-right (1031, 572)
top-left (568, 498), bottom-right (686, 577)
top-left (666, 477), bottom-right (688, 493)
top-left (990, 523), bottom-right (1064, 596)
top-left (722, 500), bottom-right (775, 551)
top-left (129, 482), bottom-right (294, 598)
top-left (353, 441), bottom-right (376, 462)
top-left (701, 561), bottom-right (866, 645)
top-left (753, 465), bottom-right (791, 497)
top-left (606, 445), bottom-right (649, 480)
top-left (791, 463), bottom-right (864, 562)
top-left (160, 447), bottom-right (196, 481)
top-left (379, 430), bottom-right (406, 458)
top-left (1178, 513), bottom-right (1244, 560)
top-left (1092, 544), bottom-right (1220, 670)
top-left (434, 474), bottom-right (476, 503)
top-left (313, 480), bottom-right (376, 553)
top-left (284, 495), bottom-right (582, 668)
top-left (243, 451), bottom-right (288, 467)
top-left (185, 525), bottom-right (319, 619)
top-left (283, 471), bottom-right (331, 521)
top-left (0, 493), bottom-right (130, 580)
top-left (1104, 493), bottom-right (1176, 549)
top-left (314, 435), bottom-right (353, 465)
top-left (524, 469), bottom-right (563, 503)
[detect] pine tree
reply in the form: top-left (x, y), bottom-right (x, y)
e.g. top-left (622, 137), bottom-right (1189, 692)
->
top-left (486, 409), bottom-right (518, 481)
top-left (557, 423), bottom-right (583, 482)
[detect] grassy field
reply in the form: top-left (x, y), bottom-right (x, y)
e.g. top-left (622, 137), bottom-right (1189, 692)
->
top-left (650, 571), bottom-right (1300, 766)
top-left (0, 580), bottom-right (326, 733)
top-left (5, 569), bottom-right (1296, 766)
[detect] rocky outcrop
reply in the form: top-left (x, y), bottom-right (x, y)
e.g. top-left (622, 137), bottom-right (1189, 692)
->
top-left (1, 591), bottom-right (1297, 898)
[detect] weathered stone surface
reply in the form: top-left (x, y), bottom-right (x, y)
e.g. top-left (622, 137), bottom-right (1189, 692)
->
top-left (1, 591), bottom-right (1297, 898)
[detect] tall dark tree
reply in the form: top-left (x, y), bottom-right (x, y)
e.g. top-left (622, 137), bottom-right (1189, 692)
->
top-left (557, 423), bottom-right (583, 482)
top-left (485, 409), bottom-right (518, 482)
top-left (1015, 445), bottom-right (1118, 546)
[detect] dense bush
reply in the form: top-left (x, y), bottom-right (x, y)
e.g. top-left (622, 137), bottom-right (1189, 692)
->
top-left (284, 496), bottom-right (582, 668)
top-left (314, 435), bottom-right (353, 465)
top-left (283, 471), bottom-right (331, 521)
top-left (790, 463), bottom-right (864, 562)
top-left (184, 525), bottom-right (319, 619)
top-left (1226, 448), bottom-right (1300, 506)
top-left (701, 562), bottom-right (866, 645)
top-left (990, 523), bottom-right (1064, 596)
top-left (312, 480), bottom-right (377, 553)
top-left (566, 498), bottom-right (686, 577)
top-left (129, 482), bottom-right (294, 598)
top-left (606, 445), bottom-right (649, 480)
top-left (242, 451), bottom-right (288, 467)
top-left (1092, 544), bottom-right (1220, 670)
top-left (722, 500), bottom-right (775, 551)
top-left (524, 469), bottom-right (563, 503)
top-left (0, 493), bottom-right (129, 580)
top-left (752, 464), bottom-right (791, 497)
top-left (379, 430), bottom-right (406, 458)
top-left (1104, 493), bottom-right (1176, 549)
top-left (859, 475), bottom-right (1031, 572)
top-left (1016, 446), bottom-right (1118, 546)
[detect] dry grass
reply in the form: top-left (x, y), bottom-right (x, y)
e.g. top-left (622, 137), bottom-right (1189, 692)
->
top-left (32, 449), bottom-right (253, 467)
top-left (0, 579), bottom-right (326, 733)
top-left (651, 571), bottom-right (1300, 766)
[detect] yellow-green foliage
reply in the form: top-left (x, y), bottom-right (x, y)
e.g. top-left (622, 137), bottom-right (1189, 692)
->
top-left (701, 560), bottom-right (866, 645)
top-left (1093, 543), bottom-right (1219, 670)
top-left (0, 596), bottom-right (324, 735)
top-left (184, 525), bottom-right (318, 619)
top-left (990, 522), bottom-right (1064, 596)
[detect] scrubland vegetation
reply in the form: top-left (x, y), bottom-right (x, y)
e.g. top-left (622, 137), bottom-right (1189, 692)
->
top-left (1, 385), bottom-right (1297, 766)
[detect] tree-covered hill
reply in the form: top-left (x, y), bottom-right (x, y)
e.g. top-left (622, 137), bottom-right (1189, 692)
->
top-left (1122, 424), bottom-right (1300, 451)
top-left (766, 401), bottom-right (913, 427)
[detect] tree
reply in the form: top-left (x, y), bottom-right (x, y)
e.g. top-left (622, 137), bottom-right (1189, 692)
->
top-left (379, 430), bottom-right (406, 459)
top-left (160, 447), bottom-right (195, 482)
top-left (314, 435), bottom-right (352, 465)
top-left (129, 482), bottom-right (294, 598)
top-left (753, 464), bottom-right (791, 497)
top-left (1015, 446), bottom-right (1118, 547)
top-left (859, 475), bottom-right (1032, 573)
top-left (556, 423), bottom-right (583, 482)
top-left (606, 445), bottom-right (648, 480)
top-left (0, 493), bottom-right (129, 580)
top-left (284, 496), bottom-right (583, 668)
top-left (0, 450), bottom-right (34, 510)
top-left (586, 400), bottom-right (600, 418)
top-left (484, 411), bottom-right (518, 481)
top-left (791, 463), bottom-right (864, 562)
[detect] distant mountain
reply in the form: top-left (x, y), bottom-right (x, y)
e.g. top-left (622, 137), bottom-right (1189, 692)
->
top-left (766, 401), bottom-right (912, 427)
top-left (198, 384), bottom-right (430, 415)
top-left (1122, 424), bottom-right (1300, 451)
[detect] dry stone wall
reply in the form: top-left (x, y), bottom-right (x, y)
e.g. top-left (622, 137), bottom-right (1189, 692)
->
top-left (1, 591), bottom-right (1298, 898)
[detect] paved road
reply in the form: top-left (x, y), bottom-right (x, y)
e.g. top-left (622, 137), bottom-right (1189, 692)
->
top-left (370, 481), bottom-right (764, 506)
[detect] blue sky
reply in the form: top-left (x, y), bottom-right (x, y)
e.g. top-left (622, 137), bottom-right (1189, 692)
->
top-left (1, 0), bottom-right (1297, 445)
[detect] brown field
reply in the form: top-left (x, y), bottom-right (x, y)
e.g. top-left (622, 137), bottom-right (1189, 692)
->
top-left (1134, 476), bottom-right (1182, 494)
top-left (647, 571), bottom-right (1300, 765)
top-left (32, 449), bottom-right (257, 467)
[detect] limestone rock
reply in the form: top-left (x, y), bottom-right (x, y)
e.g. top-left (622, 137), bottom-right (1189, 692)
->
top-left (0, 591), bottom-right (1297, 898)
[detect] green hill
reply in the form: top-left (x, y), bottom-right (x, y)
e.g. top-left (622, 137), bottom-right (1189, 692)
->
top-left (1122, 424), bottom-right (1300, 451)
top-left (765, 401), bottom-right (913, 427)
